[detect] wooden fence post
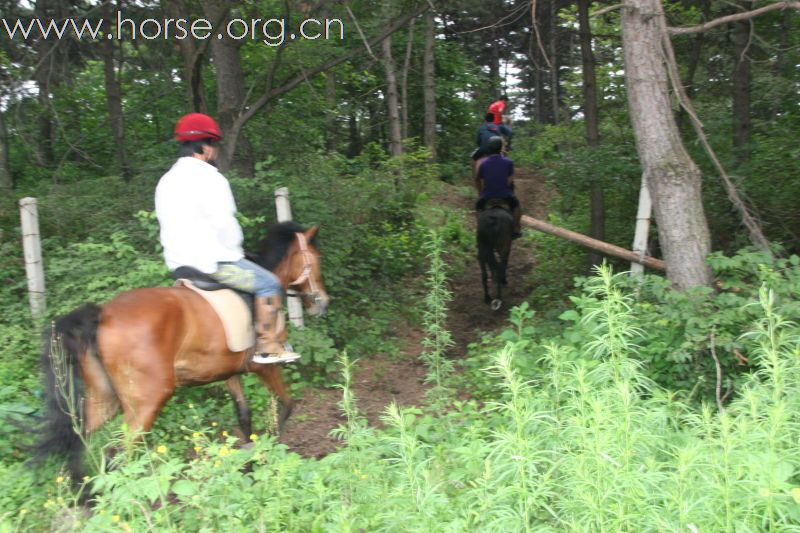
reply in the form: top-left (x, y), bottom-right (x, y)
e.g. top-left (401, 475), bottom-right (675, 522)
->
top-left (274, 187), bottom-right (304, 328)
top-left (19, 197), bottom-right (46, 319)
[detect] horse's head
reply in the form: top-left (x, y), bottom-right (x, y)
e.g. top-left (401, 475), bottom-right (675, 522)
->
top-left (285, 225), bottom-right (329, 316)
top-left (258, 222), bottom-right (330, 316)
top-left (280, 225), bottom-right (329, 316)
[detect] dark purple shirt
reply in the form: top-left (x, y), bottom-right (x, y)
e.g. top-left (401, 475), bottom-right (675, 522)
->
top-left (478, 155), bottom-right (514, 199)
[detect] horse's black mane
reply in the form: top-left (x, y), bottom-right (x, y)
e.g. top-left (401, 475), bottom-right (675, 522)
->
top-left (256, 221), bottom-right (317, 271)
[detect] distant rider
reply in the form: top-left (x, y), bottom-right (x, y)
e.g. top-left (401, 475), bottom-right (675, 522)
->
top-left (155, 112), bottom-right (300, 365)
top-left (472, 113), bottom-right (513, 173)
top-left (487, 95), bottom-right (509, 126)
top-left (475, 136), bottom-right (522, 239)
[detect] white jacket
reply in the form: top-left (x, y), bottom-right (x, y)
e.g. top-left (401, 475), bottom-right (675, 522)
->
top-left (155, 157), bottom-right (244, 273)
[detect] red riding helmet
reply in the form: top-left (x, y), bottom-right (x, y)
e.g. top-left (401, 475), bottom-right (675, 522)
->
top-left (174, 113), bottom-right (223, 142)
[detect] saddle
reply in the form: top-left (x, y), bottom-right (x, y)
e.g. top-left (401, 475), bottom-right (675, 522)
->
top-left (476, 197), bottom-right (513, 212)
top-left (170, 267), bottom-right (255, 353)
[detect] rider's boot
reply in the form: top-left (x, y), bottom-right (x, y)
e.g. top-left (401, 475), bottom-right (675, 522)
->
top-left (251, 295), bottom-right (301, 364)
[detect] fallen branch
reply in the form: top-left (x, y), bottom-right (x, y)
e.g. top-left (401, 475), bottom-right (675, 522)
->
top-left (521, 215), bottom-right (665, 270)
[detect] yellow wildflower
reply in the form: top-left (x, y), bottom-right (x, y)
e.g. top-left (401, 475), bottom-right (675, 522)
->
top-left (249, 434), bottom-right (258, 441)
top-left (211, 422), bottom-right (218, 427)
top-left (222, 430), bottom-right (229, 437)
top-left (218, 446), bottom-right (230, 457)
top-left (194, 446), bottom-right (202, 453)
top-left (156, 445), bottom-right (167, 454)
top-left (56, 476), bottom-right (64, 484)
top-left (192, 432), bottom-right (200, 439)
top-left (112, 515), bottom-right (120, 523)
top-left (214, 460), bottom-right (221, 467)
top-left (188, 403), bottom-right (195, 409)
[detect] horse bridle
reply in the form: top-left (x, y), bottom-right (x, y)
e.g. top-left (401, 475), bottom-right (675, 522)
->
top-left (288, 232), bottom-right (324, 308)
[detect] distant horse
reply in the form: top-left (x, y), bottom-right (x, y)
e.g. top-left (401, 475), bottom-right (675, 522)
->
top-left (477, 200), bottom-right (514, 310)
top-left (33, 222), bottom-right (329, 480)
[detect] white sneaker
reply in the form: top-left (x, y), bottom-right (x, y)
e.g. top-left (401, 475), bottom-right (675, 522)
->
top-left (252, 352), bottom-right (301, 364)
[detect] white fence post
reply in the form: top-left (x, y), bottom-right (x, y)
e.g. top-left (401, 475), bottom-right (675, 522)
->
top-left (19, 197), bottom-right (46, 319)
top-left (630, 177), bottom-right (652, 278)
top-left (274, 187), bottom-right (304, 328)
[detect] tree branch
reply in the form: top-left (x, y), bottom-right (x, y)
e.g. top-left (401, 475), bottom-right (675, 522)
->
top-left (590, 3), bottom-right (623, 17)
top-left (669, 1), bottom-right (800, 35)
top-left (709, 330), bottom-right (726, 414)
top-left (660, 10), bottom-right (771, 252)
top-left (234, 3), bottom-right (429, 130)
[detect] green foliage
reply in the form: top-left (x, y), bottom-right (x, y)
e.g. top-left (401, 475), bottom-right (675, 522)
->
top-left (7, 263), bottom-right (800, 531)
top-left (420, 230), bottom-right (455, 406)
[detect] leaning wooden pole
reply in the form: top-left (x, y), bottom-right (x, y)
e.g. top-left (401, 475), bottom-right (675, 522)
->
top-left (19, 197), bottom-right (47, 319)
top-left (521, 214), bottom-right (665, 271)
top-left (630, 177), bottom-right (653, 276)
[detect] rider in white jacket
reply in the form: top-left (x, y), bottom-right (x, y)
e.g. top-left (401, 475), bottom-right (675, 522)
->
top-left (155, 112), bottom-right (299, 365)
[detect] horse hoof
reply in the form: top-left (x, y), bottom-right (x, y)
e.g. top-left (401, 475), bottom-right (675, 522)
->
top-left (491, 299), bottom-right (502, 311)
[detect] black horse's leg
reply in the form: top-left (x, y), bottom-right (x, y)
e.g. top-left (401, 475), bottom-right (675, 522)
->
top-left (499, 240), bottom-right (511, 287)
top-left (225, 376), bottom-right (252, 439)
top-left (479, 249), bottom-right (491, 304)
top-left (493, 250), bottom-right (503, 304)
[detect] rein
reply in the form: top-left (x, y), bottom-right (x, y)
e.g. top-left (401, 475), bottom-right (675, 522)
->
top-left (288, 233), bottom-right (321, 300)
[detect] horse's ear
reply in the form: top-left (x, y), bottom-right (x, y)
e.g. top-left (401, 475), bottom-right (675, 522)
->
top-left (305, 225), bottom-right (319, 241)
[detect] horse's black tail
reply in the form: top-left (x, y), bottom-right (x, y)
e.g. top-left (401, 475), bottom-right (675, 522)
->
top-left (34, 303), bottom-right (102, 481)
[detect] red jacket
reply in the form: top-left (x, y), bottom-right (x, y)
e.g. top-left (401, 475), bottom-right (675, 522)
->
top-left (488, 100), bottom-right (507, 124)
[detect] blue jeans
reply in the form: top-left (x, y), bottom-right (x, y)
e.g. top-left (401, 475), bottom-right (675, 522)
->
top-left (209, 259), bottom-right (282, 297)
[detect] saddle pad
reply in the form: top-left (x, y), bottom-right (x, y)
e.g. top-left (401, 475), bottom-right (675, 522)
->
top-left (176, 279), bottom-right (255, 353)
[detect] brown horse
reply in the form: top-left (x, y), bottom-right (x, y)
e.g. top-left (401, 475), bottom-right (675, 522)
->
top-left (34, 221), bottom-right (328, 480)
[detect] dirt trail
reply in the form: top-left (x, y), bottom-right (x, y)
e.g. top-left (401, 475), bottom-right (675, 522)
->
top-left (445, 168), bottom-right (549, 354)
top-left (278, 168), bottom-right (549, 458)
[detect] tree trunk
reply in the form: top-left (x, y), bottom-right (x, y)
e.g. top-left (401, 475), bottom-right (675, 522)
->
top-left (34, 0), bottom-right (54, 167)
top-left (490, 26), bottom-right (501, 98)
top-left (678, 0), bottom-right (709, 128)
top-left (621, 0), bottom-right (712, 289)
top-left (0, 110), bottom-right (11, 189)
top-left (776, 9), bottom-right (791, 75)
top-left (578, 0), bottom-right (603, 267)
top-left (401, 19), bottom-right (416, 140)
top-left (423, 11), bottom-right (437, 160)
top-left (202, 0), bottom-right (251, 173)
top-left (324, 72), bottom-right (338, 152)
top-left (101, 1), bottom-right (132, 181)
top-left (731, 3), bottom-right (752, 167)
top-left (168, 0), bottom-right (208, 113)
top-left (549, 0), bottom-right (560, 124)
top-left (382, 36), bottom-right (403, 156)
top-left (577, 0), bottom-right (599, 145)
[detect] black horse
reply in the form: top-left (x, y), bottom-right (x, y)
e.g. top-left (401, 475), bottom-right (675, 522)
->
top-left (477, 200), bottom-right (514, 310)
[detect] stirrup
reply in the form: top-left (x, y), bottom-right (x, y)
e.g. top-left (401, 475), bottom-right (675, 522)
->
top-left (252, 351), bottom-right (301, 364)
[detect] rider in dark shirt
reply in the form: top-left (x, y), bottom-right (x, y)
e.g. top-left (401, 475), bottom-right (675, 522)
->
top-left (473, 113), bottom-right (513, 162)
top-left (475, 136), bottom-right (522, 239)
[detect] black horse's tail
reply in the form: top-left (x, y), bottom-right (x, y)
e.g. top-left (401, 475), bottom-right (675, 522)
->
top-left (34, 303), bottom-right (102, 480)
